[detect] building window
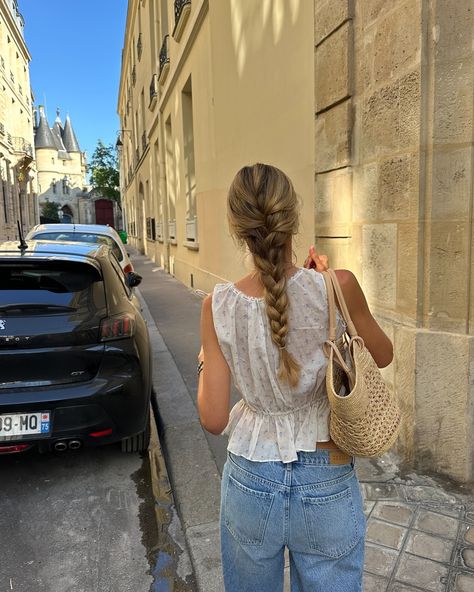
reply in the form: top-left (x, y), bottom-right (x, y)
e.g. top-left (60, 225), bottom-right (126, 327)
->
top-left (182, 76), bottom-right (197, 245)
top-left (165, 116), bottom-right (176, 243)
top-left (52, 179), bottom-right (57, 194)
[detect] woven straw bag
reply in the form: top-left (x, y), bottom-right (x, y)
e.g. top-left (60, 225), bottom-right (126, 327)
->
top-left (322, 269), bottom-right (402, 457)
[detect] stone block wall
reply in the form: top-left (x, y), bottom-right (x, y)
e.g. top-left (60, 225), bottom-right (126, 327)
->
top-left (314, 0), bottom-right (474, 482)
top-left (314, 0), bottom-right (354, 271)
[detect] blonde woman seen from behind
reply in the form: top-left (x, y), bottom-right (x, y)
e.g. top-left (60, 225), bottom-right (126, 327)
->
top-left (198, 163), bottom-right (393, 592)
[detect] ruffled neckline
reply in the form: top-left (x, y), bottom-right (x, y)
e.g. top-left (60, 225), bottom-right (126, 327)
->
top-left (229, 267), bottom-right (306, 302)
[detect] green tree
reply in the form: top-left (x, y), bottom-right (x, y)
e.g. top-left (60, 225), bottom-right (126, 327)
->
top-left (89, 140), bottom-right (120, 205)
top-left (41, 201), bottom-right (61, 221)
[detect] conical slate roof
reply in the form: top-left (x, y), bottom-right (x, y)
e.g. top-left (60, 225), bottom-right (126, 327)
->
top-left (52, 121), bottom-right (66, 151)
top-left (51, 110), bottom-right (70, 159)
top-left (34, 106), bottom-right (56, 149)
top-left (62, 114), bottom-right (81, 153)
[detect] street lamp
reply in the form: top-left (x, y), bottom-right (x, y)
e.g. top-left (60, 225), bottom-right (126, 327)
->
top-left (115, 130), bottom-right (132, 151)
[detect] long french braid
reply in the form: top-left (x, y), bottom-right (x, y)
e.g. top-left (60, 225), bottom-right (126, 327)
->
top-left (227, 163), bottom-right (301, 387)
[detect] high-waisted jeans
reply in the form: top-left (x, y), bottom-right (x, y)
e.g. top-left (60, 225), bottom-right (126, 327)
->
top-left (220, 450), bottom-right (366, 592)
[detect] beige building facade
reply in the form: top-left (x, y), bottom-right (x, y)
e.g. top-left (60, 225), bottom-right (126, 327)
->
top-left (0, 0), bottom-right (37, 240)
top-left (117, 0), bottom-right (315, 286)
top-left (118, 0), bottom-right (474, 482)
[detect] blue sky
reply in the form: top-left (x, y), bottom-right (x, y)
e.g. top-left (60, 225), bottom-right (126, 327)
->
top-left (20, 0), bottom-right (128, 161)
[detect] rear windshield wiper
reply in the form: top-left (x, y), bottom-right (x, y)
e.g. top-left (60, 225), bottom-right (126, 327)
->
top-left (0, 304), bottom-right (77, 313)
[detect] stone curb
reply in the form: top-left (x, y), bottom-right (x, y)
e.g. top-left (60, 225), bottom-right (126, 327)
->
top-left (138, 289), bottom-right (224, 592)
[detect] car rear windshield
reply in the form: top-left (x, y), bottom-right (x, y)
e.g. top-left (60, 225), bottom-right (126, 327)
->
top-left (0, 260), bottom-right (106, 314)
top-left (33, 232), bottom-right (123, 261)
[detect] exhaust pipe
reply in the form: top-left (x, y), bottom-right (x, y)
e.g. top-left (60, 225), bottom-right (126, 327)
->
top-left (68, 440), bottom-right (82, 450)
top-left (53, 440), bottom-right (68, 452)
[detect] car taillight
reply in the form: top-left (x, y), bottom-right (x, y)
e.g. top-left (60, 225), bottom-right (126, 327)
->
top-left (0, 444), bottom-right (30, 454)
top-left (89, 428), bottom-right (113, 438)
top-left (123, 263), bottom-right (133, 273)
top-left (100, 314), bottom-right (135, 341)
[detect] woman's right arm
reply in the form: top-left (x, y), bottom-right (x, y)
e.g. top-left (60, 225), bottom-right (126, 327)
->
top-left (334, 269), bottom-right (393, 368)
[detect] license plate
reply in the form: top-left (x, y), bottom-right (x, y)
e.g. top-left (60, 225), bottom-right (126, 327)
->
top-left (0, 412), bottom-right (50, 439)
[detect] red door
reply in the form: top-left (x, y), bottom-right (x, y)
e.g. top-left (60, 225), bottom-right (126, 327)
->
top-left (95, 199), bottom-right (114, 227)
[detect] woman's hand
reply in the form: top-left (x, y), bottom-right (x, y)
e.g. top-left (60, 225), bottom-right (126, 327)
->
top-left (303, 245), bottom-right (329, 272)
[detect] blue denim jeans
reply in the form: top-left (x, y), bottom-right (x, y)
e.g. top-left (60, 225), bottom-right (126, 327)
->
top-left (220, 450), bottom-right (366, 592)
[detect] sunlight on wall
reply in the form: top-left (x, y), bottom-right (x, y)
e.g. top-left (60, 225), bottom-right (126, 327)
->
top-left (262, 0), bottom-right (271, 23)
top-left (272, 0), bottom-right (284, 42)
top-left (230, 0), bottom-right (246, 76)
top-left (289, 0), bottom-right (301, 24)
top-left (230, 0), bottom-right (302, 76)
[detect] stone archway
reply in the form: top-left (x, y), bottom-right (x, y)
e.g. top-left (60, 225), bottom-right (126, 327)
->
top-left (60, 204), bottom-right (74, 223)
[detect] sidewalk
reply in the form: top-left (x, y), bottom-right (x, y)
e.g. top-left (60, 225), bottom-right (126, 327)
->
top-left (131, 249), bottom-right (474, 592)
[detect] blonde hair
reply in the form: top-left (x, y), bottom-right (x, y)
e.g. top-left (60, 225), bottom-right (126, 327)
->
top-left (227, 163), bottom-right (301, 387)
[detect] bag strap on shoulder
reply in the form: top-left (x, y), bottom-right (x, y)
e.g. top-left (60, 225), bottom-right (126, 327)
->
top-left (323, 269), bottom-right (358, 339)
top-left (322, 271), bottom-right (337, 341)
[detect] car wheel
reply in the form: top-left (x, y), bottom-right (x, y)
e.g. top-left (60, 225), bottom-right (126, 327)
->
top-left (121, 412), bottom-right (151, 453)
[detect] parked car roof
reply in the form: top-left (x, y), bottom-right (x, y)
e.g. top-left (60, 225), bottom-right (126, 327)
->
top-left (28, 223), bottom-right (118, 234)
top-left (25, 224), bottom-right (132, 271)
top-left (0, 240), bottom-right (107, 264)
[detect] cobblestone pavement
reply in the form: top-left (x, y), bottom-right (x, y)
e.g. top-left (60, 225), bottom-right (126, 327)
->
top-left (283, 457), bottom-right (474, 592)
top-left (358, 456), bottom-right (474, 592)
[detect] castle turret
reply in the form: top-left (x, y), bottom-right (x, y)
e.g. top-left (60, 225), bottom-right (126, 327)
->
top-left (62, 114), bottom-right (81, 153)
top-left (52, 109), bottom-right (70, 160)
top-left (34, 105), bottom-right (56, 149)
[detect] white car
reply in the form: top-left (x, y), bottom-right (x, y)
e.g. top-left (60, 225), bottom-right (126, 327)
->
top-left (26, 224), bottom-right (133, 273)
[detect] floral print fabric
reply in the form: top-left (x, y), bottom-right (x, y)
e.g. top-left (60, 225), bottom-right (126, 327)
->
top-left (212, 268), bottom-right (345, 462)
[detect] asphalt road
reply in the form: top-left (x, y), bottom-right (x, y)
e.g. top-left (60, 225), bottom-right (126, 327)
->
top-left (0, 418), bottom-right (195, 592)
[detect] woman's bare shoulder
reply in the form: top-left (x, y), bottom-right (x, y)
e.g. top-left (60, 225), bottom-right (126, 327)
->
top-left (333, 269), bottom-right (361, 297)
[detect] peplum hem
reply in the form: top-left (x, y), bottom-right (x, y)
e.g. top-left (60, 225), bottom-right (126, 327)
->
top-left (222, 398), bottom-right (331, 463)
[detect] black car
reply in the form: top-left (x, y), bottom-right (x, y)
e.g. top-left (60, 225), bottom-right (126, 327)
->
top-left (0, 240), bottom-right (151, 454)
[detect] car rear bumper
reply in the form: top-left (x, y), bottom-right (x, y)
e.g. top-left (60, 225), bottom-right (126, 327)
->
top-left (0, 371), bottom-right (150, 450)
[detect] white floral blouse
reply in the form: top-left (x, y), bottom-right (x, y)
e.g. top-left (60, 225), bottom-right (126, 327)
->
top-left (212, 267), bottom-right (345, 463)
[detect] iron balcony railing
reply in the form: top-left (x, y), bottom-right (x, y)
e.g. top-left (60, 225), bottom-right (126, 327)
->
top-left (173, 0), bottom-right (191, 40)
top-left (174, 0), bottom-right (191, 24)
top-left (159, 35), bottom-right (170, 80)
top-left (149, 73), bottom-right (158, 104)
top-left (137, 33), bottom-right (143, 61)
